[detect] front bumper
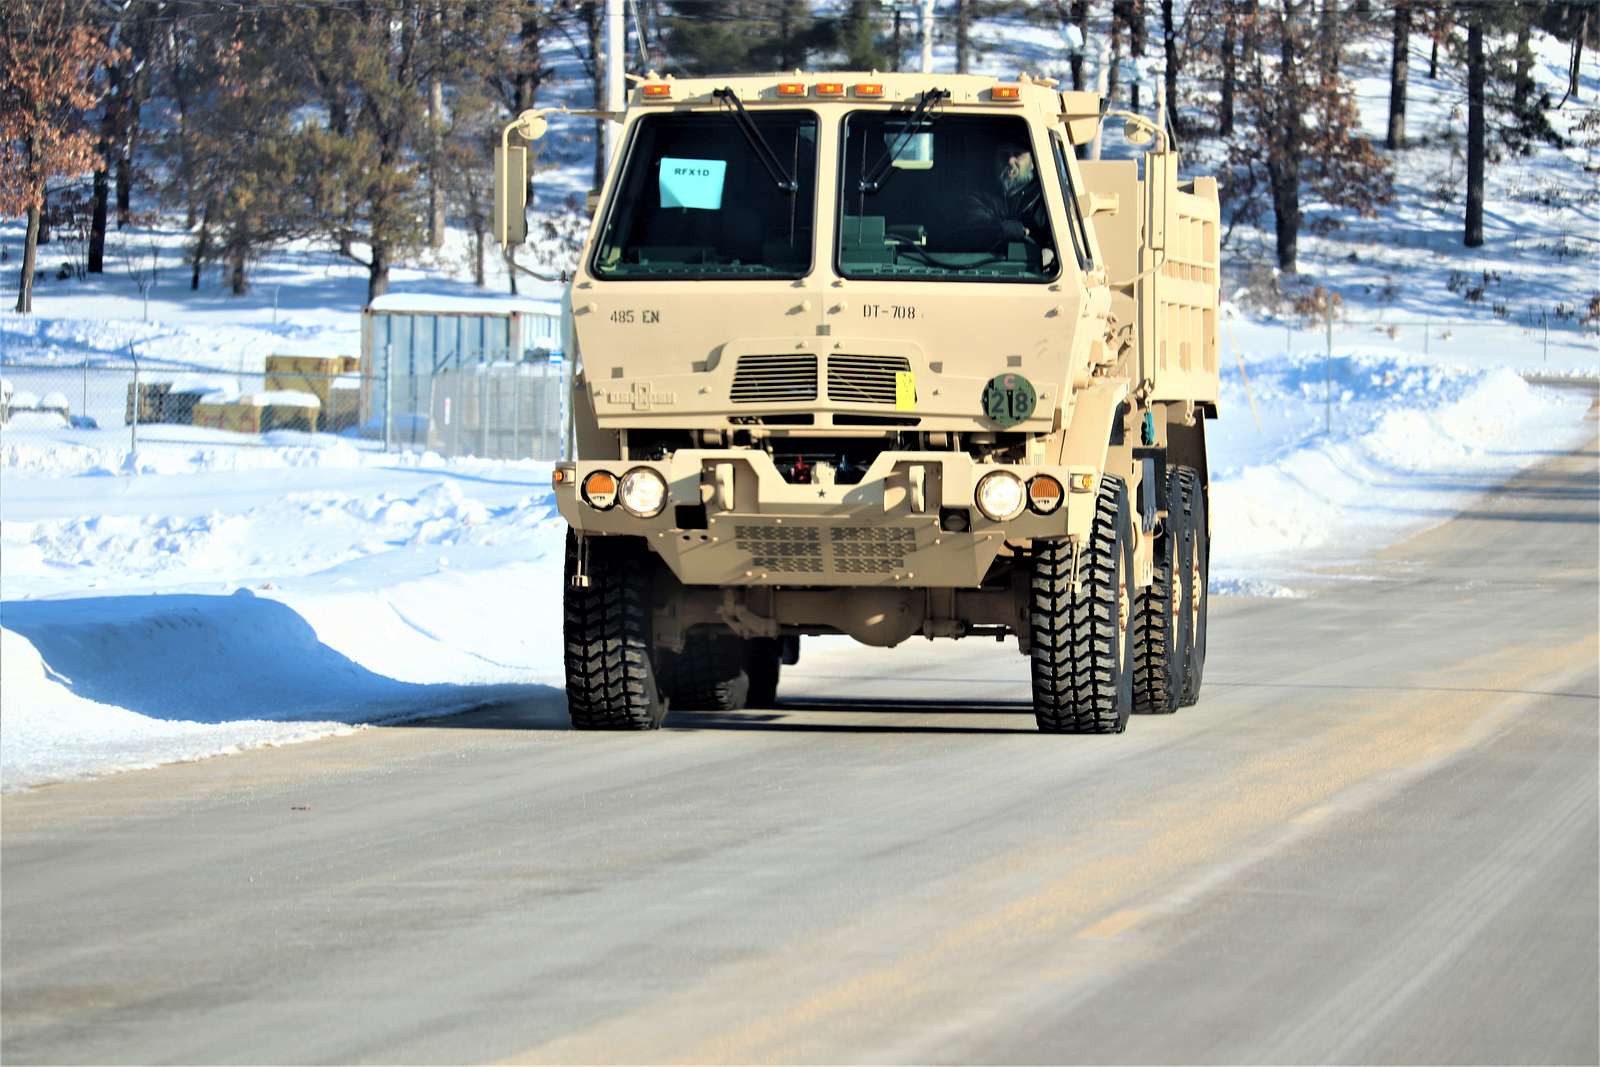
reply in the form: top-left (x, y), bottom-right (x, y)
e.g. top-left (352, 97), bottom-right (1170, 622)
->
top-left (554, 449), bottom-right (1098, 588)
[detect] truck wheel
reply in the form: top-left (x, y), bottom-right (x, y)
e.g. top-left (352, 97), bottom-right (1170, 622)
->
top-left (663, 628), bottom-right (750, 712)
top-left (1132, 469), bottom-right (1188, 715)
top-left (1176, 467), bottom-right (1209, 707)
top-left (746, 638), bottom-right (782, 708)
top-left (563, 532), bottom-right (669, 730)
top-left (1031, 476), bottom-right (1135, 734)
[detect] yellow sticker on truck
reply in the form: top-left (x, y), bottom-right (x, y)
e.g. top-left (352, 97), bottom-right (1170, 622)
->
top-left (894, 370), bottom-right (916, 411)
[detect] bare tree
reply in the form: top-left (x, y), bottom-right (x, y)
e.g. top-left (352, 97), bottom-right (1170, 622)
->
top-left (1, 0), bottom-right (113, 313)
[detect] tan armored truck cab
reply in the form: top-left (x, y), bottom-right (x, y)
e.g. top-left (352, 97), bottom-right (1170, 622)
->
top-left (495, 71), bottom-right (1219, 732)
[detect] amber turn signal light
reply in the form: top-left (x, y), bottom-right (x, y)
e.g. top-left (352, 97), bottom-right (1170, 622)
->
top-left (582, 471), bottom-right (619, 509)
top-left (1027, 475), bottom-right (1065, 515)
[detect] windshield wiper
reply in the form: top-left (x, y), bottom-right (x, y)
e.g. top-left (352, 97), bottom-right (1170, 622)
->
top-left (712, 87), bottom-right (798, 194)
top-left (859, 88), bottom-right (950, 193)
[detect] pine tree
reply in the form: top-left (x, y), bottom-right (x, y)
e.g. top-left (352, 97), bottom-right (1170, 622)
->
top-left (279, 0), bottom-right (517, 302)
top-left (1, 0), bottom-right (112, 313)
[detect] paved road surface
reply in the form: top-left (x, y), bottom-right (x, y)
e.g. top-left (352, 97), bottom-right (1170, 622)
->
top-left (4, 426), bottom-right (1596, 1065)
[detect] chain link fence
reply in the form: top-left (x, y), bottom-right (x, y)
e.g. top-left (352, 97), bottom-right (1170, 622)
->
top-left (1, 350), bottom-right (571, 462)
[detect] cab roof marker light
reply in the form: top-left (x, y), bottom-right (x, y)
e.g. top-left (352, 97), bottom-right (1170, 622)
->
top-left (777, 82), bottom-right (807, 96)
top-left (855, 83), bottom-right (884, 97)
top-left (641, 83), bottom-right (672, 99)
top-left (816, 81), bottom-right (845, 96)
top-left (991, 84), bottom-right (1022, 101)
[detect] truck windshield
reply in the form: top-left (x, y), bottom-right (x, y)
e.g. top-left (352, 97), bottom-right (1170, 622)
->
top-left (837, 112), bottom-right (1059, 282)
top-left (592, 110), bottom-right (818, 279)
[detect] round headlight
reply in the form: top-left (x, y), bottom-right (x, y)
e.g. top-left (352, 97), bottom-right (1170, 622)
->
top-left (975, 470), bottom-right (1026, 522)
top-left (618, 467), bottom-right (668, 518)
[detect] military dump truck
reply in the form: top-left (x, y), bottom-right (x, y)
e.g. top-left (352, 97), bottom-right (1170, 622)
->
top-left (494, 70), bottom-right (1219, 733)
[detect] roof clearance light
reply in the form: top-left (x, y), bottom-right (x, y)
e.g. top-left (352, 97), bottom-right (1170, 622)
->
top-left (777, 82), bottom-right (806, 96)
top-left (855, 83), bottom-right (884, 97)
top-left (816, 81), bottom-right (845, 96)
top-left (991, 84), bottom-right (1022, 101)
top-left (641, 83), bottom-right (672, 99)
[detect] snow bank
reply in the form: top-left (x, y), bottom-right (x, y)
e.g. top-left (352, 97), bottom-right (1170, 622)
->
top-left (0, 571), bottom-right (569, 790)
top-left (1210, 357), bottom-right (1593, 588)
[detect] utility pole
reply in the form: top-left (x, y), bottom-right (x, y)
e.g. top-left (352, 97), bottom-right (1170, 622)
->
top-left (604, 0), bottom-right (626, 164)
top-left (920, 0), bottom-right (934, 74)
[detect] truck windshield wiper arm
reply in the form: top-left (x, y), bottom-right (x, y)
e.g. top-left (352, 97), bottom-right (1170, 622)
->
top-left (712, 87), bottom-right (798, 194)
top-left (859, 88), bottom-right (950, 193)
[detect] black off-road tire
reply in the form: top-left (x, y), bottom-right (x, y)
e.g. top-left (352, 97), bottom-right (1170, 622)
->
top-left (563, 532), bottom-right (669, 730)
top-left (1132, 468), bottom-right (1188, 715)
top-left (745, 638), bottom-right (782, 708)
top-left (1175, 467), bottom-right (1209, 707)
top-left (1030, 476), bottom-right (1135, 734)
top-left (662, 628), bottom-right (750, 712)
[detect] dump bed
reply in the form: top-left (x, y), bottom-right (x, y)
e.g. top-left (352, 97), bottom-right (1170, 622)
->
top-left (1080, 154), bottom-right (1221, 408)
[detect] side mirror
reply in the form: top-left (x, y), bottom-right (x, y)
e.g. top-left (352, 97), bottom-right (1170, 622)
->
top-left (1122, 120), bottom-right (1154, 146)
top-left (494, 144), bottom-right (528, 247)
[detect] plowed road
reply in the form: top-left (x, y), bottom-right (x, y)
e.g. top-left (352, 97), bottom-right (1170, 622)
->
top-left (4, 427), bottom-right (1596, 1065)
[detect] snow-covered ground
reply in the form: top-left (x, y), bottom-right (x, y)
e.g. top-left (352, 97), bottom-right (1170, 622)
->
top-left (2, 13), bottom-right (1596, 790)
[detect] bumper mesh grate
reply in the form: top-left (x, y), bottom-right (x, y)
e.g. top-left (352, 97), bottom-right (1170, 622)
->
top-left (735, 524), bottom-right (823, 573)
top-left (830, 526), bottom-right (917, 573)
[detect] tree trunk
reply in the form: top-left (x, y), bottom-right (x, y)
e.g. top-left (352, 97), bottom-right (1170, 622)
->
top-left (1570, 9), bottom-right (1586, 102)
top-left (1386, 0), bottom-right (1409, 150)
top-left (956, 0), bottom-right (970, 74)
top-left (473, 223), bottom-right (486, 287)
top-left (891, 5), bottom-right (902, 71)
top-left (428, 75), bottom-right (445, 250)
top-left (1161, 0), bottom-right (1178, 134)
top-left (1220, 14), bottom-right (1236, 135)
top-left (17, 205), bottom-right (40, 314)
top-left (588, 1), bottom-right (605, 192)
top-left (1240, 0), bottom-right (1258, 81)
top-left (1465, 17), bottom-right (1485, 247)
top-left (1428, 34), bottom-right (1438, 79)
top-left (368, 241), bottom-right (390, 302)
top-left (228, 244), bottom-right (248, 295)
top-left (89, 166), bottom-right (109, 273)
top-left (1321, 0), bottom-right (1339, 77)
top-left (1107, 12), bottom-right (1123, 109)
top-left (1270, 1), bottom-right (1302, 273)
top-left (1129, 0), bottom-right (1145, 113)
top-left (190, 205), bottom-right (211, 291)
top-left (1269, 158), bottom-right (1300, 272)
top-left (1068, 1), bottom-right (1088, 90)
top-left (116, 154), bottom-right (132, 228)
top-left (1513, 23), bottom-right (1534, 122)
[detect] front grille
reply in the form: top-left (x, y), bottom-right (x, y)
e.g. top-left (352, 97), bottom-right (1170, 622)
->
top-left (830, 526), bottom-right (917, 574)
top-left (735, 524), bottom-right (823, 573)
top-left (826, 354), bottom-right (911, 405)
top-left (730, 353), bottom-right (817, 404)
